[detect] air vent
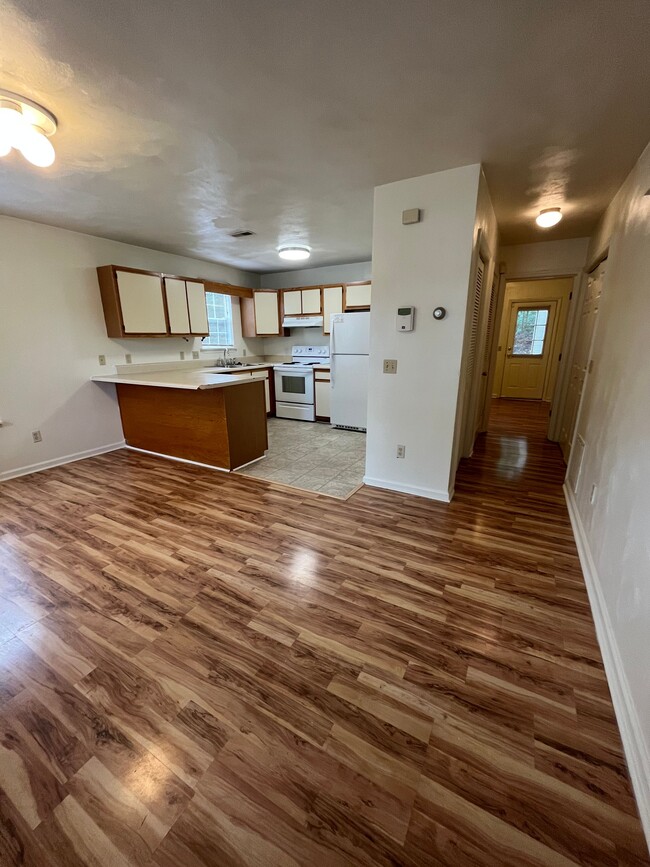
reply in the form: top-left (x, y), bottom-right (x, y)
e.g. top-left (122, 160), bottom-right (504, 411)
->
top-left (230, 229), bottom-right (255, 238)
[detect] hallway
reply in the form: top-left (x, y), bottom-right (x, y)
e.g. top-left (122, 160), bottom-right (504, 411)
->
top-left (0, 401), bottom-right (647, 864)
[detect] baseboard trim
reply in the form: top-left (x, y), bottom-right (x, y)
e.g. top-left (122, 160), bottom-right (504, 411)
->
top-left (125, 446), bottom-right (230, 473)
top-left (1, 441), bottom-right (126, 483)
top-left (363, 476), bottom-right (452, 503)
top-left (564, 483), bottom-right (650, 847)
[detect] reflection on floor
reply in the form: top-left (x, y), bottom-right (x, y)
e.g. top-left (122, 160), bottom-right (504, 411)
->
top-left (236, 417), bottom-right (366, 498)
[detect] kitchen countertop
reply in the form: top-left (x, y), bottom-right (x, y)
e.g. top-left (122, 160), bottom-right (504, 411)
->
top-left (92, 370), bottom-right (267, 391)
top-left (312, 363), bottom-right (331, 370)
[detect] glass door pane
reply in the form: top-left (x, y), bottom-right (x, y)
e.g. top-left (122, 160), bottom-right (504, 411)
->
top-left (512, 307), bottom-right (550, 356)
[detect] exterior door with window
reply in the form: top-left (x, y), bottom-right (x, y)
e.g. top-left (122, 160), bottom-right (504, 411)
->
top-left (501, 302), bottom-right (557, 399)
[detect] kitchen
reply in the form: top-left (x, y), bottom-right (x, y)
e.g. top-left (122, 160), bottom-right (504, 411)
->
top-left (92, 265), bottom-right (372, 498)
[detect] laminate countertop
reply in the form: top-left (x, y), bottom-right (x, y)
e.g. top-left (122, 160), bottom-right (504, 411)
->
top-left (92, 370), bottom-right (267, 391)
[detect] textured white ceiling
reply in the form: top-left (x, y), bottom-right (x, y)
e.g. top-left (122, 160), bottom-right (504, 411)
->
top-left (1, 0), bottom-right (649, 271)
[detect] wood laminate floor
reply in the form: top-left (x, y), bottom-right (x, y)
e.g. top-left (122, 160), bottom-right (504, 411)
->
top-left (0, 399), bottom-right (647, 866)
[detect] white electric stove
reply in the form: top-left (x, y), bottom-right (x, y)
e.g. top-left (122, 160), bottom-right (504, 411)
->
top-left (274, 346), bottom-right (330, 421)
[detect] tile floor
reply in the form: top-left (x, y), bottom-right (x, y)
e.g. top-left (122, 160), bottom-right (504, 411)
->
top-left (236, 418), bottom-right (366, 498)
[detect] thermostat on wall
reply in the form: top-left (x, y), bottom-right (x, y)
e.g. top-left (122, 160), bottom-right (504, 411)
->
top-left (397, 306), bottom-right (415, 331)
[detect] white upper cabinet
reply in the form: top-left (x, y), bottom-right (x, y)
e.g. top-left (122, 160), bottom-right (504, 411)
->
top-left (345, 282), bottom-right (372, 309)
top-left (283, 290), bottom-right (302, 316)
top-left (186, 281), bottom-right (209, 335)
top-left (254, 291), bottom-right (281, 335)
top-left (116, 271), bottom-right (167, 334)
top-left (301, 288), bottom-right (322, 314)
top-left (164, 278), bottom-right (190, 334)
top-left (323, 285), bottom-right (344, 334)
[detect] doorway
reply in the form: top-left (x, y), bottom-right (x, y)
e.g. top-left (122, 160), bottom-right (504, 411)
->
top-left (492, 277), bottom-right (574, 414)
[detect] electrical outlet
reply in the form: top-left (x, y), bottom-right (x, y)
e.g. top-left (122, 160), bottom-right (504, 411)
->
top-left (180, 351), bottom-right (185, 360)
top-left (192, 350), bottom-right (200, 360)
top-left (98, 354), bottom-right (106, 366)
top-left (125, 353), bottom-right (132, 364)
top-left (396, 444), bottom-right (405, 458)
top-left (590, 484), bottom-right (598, 505)
top-left (242, 349), bottom-right (246, 357)
top-left (32, 430), bottom-right (42, 443)
top-left (383, 359), bottom-right (398, 374)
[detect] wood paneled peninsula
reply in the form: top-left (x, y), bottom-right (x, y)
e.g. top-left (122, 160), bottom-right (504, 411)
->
top-left (92, 369), bottom-right (267, 471)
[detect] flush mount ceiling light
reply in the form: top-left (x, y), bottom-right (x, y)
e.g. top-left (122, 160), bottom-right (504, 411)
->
top-left (0, 90), bottom-right (57, 167)
top-left (278, 245), bottom-right (311, 261)
top-left (535, 207), bottom-right (562, 228)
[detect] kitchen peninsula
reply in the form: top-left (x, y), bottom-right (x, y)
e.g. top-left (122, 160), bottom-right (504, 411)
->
top-left (92, 369), bottom-right (267, 471)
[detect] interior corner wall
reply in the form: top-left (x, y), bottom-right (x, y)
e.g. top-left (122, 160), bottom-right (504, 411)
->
top-left (364, 164), bottom-right (481, 501)
top-left (0, 216), bottom-right (261, 480)
top-left (565, 141), bottom-right (650, 844)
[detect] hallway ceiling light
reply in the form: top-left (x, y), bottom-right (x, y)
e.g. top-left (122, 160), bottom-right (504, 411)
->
top-left (278, 246), bottom-right (311, 261)
top-left (0, 90), bottom-right (57, 168)
top-left (535, 207), bottom-right (562, 228)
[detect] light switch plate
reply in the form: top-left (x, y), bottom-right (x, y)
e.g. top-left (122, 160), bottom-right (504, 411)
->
top-left (192, 350), bottom-right (200, 359)
top-left (383, 359), bottom-right (398, 374)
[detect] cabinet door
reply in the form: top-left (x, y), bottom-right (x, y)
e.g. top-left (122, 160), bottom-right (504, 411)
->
top-left (164, 278), bottom-right (190, 334)
top-left (283, 290), bottom-right (302, 316)
top-left (117, 271), bottom-right (167, 333)
top-left (186, 281), bottom-right (209, 334)
top-left (259, 371), bottom-right (271, 413)
top-left (254, 292), bottom-right (280, 335)
top-left (345, 282), bottom-right (372, 309)
top-left (323, 286), bottom-right (344, 334)
top-left (301, 288), bottom-right (322, 315)
top-left (315, 379), bottom-right (331, 420)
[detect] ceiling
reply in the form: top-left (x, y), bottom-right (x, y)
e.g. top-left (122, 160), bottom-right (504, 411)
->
top-left (1, 0), bottom-right (649, 272)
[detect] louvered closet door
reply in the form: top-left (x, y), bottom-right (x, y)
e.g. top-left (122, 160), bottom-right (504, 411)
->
top-left (476, 271), bottom-right (498, 432)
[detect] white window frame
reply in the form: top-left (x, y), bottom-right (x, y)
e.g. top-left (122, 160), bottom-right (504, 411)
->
top-left (202, 291), bottom-right (235, 349)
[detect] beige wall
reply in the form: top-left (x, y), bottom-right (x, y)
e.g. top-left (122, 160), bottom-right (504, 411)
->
top-left (492, 277), bottom-right (573, 401)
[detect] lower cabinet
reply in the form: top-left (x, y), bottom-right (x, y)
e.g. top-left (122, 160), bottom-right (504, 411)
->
top-left (314, 368), bottom-right (331, 421)
top-left (220, 368), bottom-right (274, 415)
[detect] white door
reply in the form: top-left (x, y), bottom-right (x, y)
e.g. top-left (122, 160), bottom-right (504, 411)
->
top-left (254, 292), bottom-right (280, 335)
top-left (559, 263), bottom-right (605, 460)
top-left (323, 286), bottom-right (344, 335)
top-left (186, 281), bottom-right (209, 334)
top-left (164, 278), bottom-right (190, 334)
top-left (117, 271), bottom-right (167, 333)
top-left (283, 290), bottom-right (302, 315)
top-left (331, 354), bottom-right (369, 429)
top-left (301, 288), bottom-right (321, 314)
top-left (501, 302), bottom-right (557, 399)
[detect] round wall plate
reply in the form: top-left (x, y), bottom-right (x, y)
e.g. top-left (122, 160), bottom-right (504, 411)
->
top-left (0, 89), bottom-right (57, 136)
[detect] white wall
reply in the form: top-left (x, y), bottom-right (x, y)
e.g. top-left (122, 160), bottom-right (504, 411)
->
top-left (260, 261), bottom-right (371, 290)
top-left (501, 237), bottom-right (589, 277)
top-left (0, 216), bottom-right (261, 479)
top-left (364, 164), bottom-right (483, 501)
top-left (565, 142), bottom-right (650, 842)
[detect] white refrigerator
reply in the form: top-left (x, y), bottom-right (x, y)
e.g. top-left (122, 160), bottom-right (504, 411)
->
top-left (330, 311), bottom-right (370, 430)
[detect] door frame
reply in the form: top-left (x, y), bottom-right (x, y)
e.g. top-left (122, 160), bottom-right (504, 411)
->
top-left (498, 298), bottom-right (559, 399)
top-left (486, 269), bottom-right (585, 442)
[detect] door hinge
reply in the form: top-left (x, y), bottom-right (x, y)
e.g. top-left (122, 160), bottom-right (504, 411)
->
top-left (569, 291), bottom-right (573, 300)
top-left (558, 352), bottom-right (562, 362)
top-left (588, 359), bottom-right (594, 373)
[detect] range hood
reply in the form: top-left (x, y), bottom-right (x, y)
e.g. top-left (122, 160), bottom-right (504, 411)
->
top-left (282, 316), bottom-right (324, 329)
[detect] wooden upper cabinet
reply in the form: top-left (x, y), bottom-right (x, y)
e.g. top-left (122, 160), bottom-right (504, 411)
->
top-left (241, 290), bottom-right (281, 337)
top-left (162, 277), bottom-right (209, 336)
top-left (344, 281), bottom-right (372, 310)
top-left (98, 266), bottom-right (168, 337)
top-left (164, 278), bottom-right (190, 334)
top-left (322, 285), bottom-right (344, 334)
top-left (283, 290), bottom-right (302, 316)
top-left (301, 287), bottom-right (322, 314)
top-left (186, 281), bottom-right (209, 335)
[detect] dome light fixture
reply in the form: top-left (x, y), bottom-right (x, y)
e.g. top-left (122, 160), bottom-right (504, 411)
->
top-left (535, 207), bottom-right (562, 228)
top-left (0, 90), bottom-right (57, 168)
top-left (278, 245), bottom-right (311, 261)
